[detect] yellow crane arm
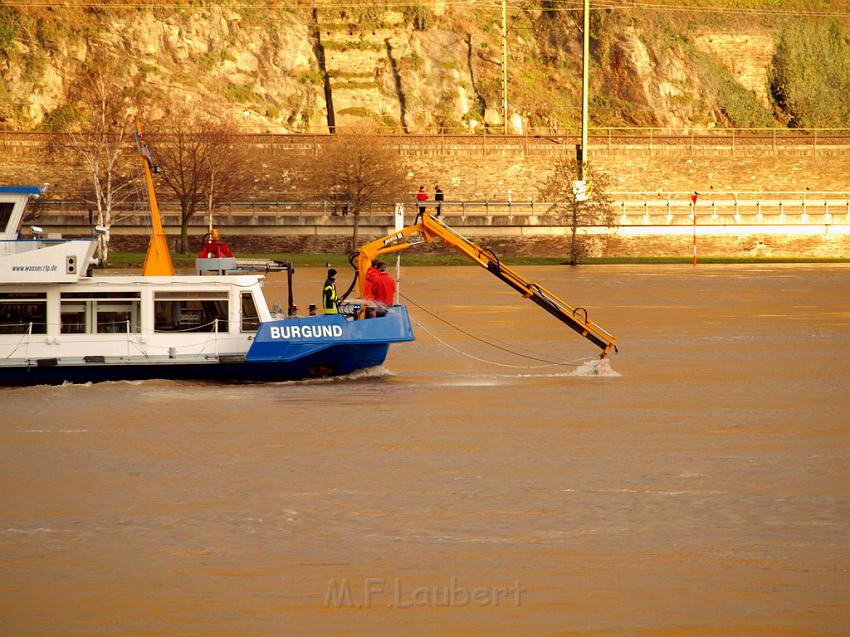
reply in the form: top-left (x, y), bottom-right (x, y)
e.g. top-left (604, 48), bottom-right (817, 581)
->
top-left (351, 212), bottom-right (618, 358)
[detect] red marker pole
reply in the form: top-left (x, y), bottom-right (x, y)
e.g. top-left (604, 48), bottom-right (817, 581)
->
top-left (690, 193), bottom-right (699, 268)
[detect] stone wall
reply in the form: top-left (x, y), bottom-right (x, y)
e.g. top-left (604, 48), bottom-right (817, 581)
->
top-left (396, 146), bottom-right (850, 201)
top-left (2, 136), bottom-right (848, 201)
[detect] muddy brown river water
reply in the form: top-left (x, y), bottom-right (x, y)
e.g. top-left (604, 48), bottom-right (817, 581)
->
top-left (1, 265), bottom-right (848, 636)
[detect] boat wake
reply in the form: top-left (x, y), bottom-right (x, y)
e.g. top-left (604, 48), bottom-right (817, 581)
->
top-left (291, 365), bottom-right (391, 384)
top-left (419, 358), bottom-right (621, 386)
top-left (569, 358), bottom-right (621, 377)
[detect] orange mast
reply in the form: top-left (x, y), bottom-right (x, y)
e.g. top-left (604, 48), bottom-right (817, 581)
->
top-left (136, 120), bottom-right (175, 276)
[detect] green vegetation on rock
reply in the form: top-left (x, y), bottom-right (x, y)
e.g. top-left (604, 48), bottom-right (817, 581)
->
top-left (0, 8), bottom-right (20, 53)
top-left (690, 48), bottom-right (776, 128)
top-left (770, 18), bottom-right (850, 128)
top-left (226, 83), bottom-right (255, 104)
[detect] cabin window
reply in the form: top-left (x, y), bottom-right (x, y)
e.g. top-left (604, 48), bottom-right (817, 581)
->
top-left (154, 291), bottom-right (228, 332)
top-left (0, 202), bottom-right (14, 234)
top-left (0, 292), bottom-right (47, 334)
top-left (241, 292), bottom-right (259, 332)
top-left (60, 292), bottom-right (141, 334)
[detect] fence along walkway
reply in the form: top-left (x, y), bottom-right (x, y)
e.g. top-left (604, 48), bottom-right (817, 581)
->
top-left (32, 192), bottom-right (850, 229)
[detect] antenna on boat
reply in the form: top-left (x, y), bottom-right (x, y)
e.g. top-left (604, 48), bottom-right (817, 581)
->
top-left (135, 119), bottom-right (175, 276)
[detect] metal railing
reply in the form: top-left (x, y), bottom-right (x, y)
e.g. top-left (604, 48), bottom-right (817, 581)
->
top-left (28, 193), bottom-right (850, 227)
top-left (3, 128), bottom-right (850, 156)
top-left (615, 198), bottom-right (850, 225)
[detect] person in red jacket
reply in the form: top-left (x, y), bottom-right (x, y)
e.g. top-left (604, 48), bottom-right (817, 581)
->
top-left (416, 185), bottom-right (428, 215)
top-left (373, 262), bottom-right (396, 306)
top-left (363, 260), bottom-right (395, 316)
top-left (363, 260), bottom-right (381, 302)
top-left (198, 229), bottom-right (233, 258)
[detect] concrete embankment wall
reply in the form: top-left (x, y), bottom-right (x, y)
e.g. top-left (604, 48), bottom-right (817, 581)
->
top-left (106, 222), bottom-right (850, 259)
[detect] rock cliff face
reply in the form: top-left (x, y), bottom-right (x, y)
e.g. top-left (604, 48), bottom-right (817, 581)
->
top-left (0, 4), bottom-right (845, 133)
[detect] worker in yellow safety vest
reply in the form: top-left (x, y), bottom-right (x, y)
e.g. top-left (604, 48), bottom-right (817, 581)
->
top-left (323, 268), bottom-right (339, 314)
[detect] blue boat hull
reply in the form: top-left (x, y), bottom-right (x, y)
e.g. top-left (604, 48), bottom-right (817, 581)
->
top-left (0, 343), bottom-right (392, 386)
top-left (0, 307), bottom-right (414, 386)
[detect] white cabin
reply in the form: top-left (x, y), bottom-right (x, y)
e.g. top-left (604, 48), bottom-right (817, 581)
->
top-left (0, 275), bottom-right (271, 363)
top-left (0, 187), bottom-right (271, 364)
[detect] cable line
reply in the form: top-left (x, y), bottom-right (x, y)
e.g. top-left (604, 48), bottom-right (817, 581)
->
top-left (5, 1), bottom-right (848, 16)
top-left (401, 292), bottom-right (590, 368)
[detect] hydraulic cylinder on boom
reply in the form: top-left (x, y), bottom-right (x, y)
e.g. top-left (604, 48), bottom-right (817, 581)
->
top-left (349, 212), bottom-right (618, 358)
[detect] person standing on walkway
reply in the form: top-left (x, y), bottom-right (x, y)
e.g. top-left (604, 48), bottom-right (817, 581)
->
top-left (323, 268), bottom-right (339, 314)
top-left (434, 185), bottom-right (444, 217)
top-left (416, 185), bottom-right (428, 215)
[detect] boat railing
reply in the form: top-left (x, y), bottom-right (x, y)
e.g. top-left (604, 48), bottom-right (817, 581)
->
top-left (1, 319), bottom-right (226, 336)
top-left (0, 321), bottom-right (40, 334)
top-left (2, 318), bottom-right (230, 360)
top-left (0, 238), bottom-right (82, 257)
top-left (0, 321), bottom-right (35, 360)
top-left (153, 318), bottom-right (224, 334)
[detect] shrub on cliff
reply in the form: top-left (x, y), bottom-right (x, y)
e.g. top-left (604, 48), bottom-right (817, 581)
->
top-left (769, 18), bottom-right (850, 128)
top-left (0, 8), bottom-right (20, 54)
top-left (691, 49), bottom-right (776, 128)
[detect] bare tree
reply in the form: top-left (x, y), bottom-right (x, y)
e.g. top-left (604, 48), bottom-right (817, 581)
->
top-left (150, 111), bottom-right (249, 253)
top-left (47, 68), bottom-right (136, 264)
top-left (538, 155), bottom-right (615, 265)
top-left (308, 129), bottom-right (408, 250)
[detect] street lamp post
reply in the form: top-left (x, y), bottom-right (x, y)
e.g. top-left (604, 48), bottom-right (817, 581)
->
top-left (501, 0), bottom-right (508, 134)
top-left (579, 0), bottom-right (589, 180)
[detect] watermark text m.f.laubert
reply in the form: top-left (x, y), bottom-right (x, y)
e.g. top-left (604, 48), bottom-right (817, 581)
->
top-left (324, 576), bottom-right (524, 609)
